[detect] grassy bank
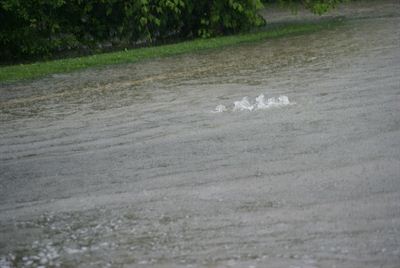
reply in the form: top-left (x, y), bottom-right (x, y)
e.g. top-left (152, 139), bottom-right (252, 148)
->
top-left (0, 20), bottom-right (342, 83)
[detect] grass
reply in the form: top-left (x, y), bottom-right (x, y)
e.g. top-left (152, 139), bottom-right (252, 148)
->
top-left (0, 20), bottom-right (343, 83)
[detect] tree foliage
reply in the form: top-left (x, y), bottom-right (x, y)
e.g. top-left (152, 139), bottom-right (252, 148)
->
top-left (0, 0), bottom-right (344, 62)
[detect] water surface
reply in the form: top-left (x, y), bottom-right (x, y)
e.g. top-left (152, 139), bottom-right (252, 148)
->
top-left (1, 1), bottom-right (400, 267)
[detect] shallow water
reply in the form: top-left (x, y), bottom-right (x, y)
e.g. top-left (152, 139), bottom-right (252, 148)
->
top-left (1, 1), bottom-right (400, 267)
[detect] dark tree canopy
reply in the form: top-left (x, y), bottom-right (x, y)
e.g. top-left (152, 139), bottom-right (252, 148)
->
top-left (0, 0), bottom-right (345, 62)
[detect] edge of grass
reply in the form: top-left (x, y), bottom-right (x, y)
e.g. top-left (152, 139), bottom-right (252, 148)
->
top-left (0, 19), bottom-right (343, 83)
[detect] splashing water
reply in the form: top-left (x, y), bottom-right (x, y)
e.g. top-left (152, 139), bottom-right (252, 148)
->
top-left (212, 104), bottom-right (228, 113)
top-left (214, 95), bottom-right (292, 113)
top-left (233, 97), bottom-right (255, 111)
top-left (0, 256), bottom-right (12, 268)
top-left (255, 94), bottom-right (290, 109)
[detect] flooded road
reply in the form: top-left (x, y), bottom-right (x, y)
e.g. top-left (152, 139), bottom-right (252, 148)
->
top-left (1, 1), bottom-right (400, 267)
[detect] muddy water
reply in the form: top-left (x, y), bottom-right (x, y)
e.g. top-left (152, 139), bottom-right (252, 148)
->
top-left (1, 1), bottom-right (400, 267)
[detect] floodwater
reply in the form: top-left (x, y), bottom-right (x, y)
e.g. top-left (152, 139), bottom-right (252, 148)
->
top-left (1, 1), bottom-right (400, 267)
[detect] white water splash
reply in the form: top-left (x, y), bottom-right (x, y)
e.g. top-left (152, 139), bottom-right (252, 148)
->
top-left (212, 104), bottom-right (227, 113)
top-left (0, 242), bottom-right (61, 268)
top-left (0, 255), bottom-right (12, 268)
top-left (213, 95), bottom-right (292, 113)
top-left (255, 94), bottom-right (290, 110)
top-left (233, 97), bottom-right (255, 111)
top-left (64, 246), bottom-right (88, 255)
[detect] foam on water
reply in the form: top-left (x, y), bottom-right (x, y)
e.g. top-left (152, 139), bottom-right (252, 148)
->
top-left (213, 94), bottom-right (292, 113)
top-left (233, 97), bottom-right (255, 111)
top-left (0, 242), bottom-right (60, 267)
top-left (212, 104), bottom-right (227, 113)
top-left (64, 247), bottom-right (88, 255)
top-left (256, 94), bottom-right (290, 109)
top-left (0, 255), bottom-right (12, 268)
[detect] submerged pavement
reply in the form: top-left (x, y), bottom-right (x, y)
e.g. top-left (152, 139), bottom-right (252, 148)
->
top-left (1, 1), bottom-right (399, 267)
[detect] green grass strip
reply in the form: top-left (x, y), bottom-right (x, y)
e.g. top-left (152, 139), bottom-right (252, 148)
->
top-left (0, 20), bottom-right (342, 82)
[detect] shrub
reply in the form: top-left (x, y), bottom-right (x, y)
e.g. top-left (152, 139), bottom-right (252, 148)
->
top-left (0, 0), bottom-right (343, 62)
top-left (0, 0), bottom-right (265, 62)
